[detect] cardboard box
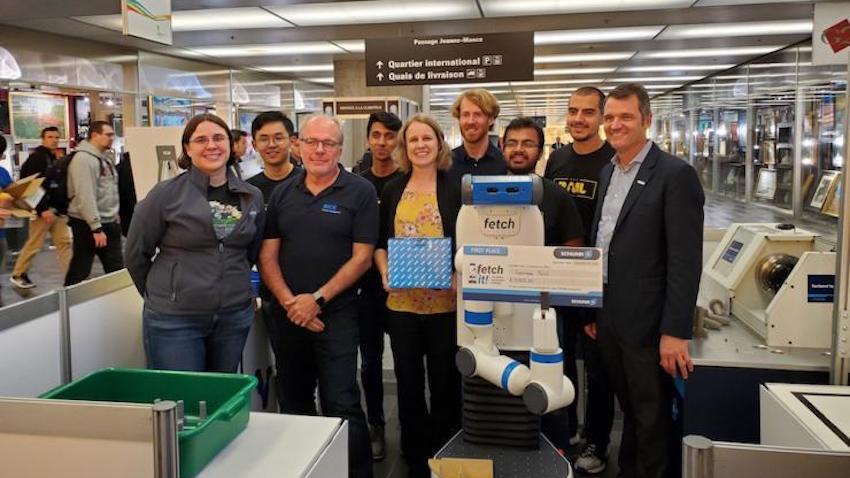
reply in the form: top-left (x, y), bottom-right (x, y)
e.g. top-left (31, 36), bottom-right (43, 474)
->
top-left (0, 173), bottom-right (44, 228)
top-left (388, 237), bottom-right (453, 289)
top-left (428, 458), bottom-right (493, 478)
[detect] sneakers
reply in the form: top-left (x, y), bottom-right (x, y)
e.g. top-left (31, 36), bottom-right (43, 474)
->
top-left (10, 274), bottom-right (36, 289)
top-left (369, 424), bottom-right (386, 461)
top-left (574, 443), bottom-right (607, 474)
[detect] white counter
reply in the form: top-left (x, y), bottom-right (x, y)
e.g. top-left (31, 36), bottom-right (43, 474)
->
top-left (760, 383), bottom-right (850, 452)
top-left (199, 412), bottom-right (347, 478)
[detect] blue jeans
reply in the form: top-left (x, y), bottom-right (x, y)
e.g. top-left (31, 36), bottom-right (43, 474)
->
top-left (143, 304), bottom-right (254, 372)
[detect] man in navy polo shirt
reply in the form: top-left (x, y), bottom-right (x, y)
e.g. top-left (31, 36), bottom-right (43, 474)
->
top-left (447, 88), bottom-right (507, 186)
top-left (259, 114), bottom-right (378, 478)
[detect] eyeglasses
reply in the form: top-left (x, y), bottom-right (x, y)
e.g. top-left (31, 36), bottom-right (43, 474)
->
top-left (255, 135), bottom-right (289, 147)
top-left (301, 138), bottom-right (341, 150)
top-left (504, 140), bottom-right (540, 150)
top-left (189, 134), bottom-right (229, 146)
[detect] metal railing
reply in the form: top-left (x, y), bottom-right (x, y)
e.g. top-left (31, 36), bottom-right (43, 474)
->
top-left (682, 435), bottom-right (850, 478)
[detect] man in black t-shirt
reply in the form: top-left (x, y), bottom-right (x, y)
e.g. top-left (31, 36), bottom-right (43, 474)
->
top-left (544, 87), bottom-right (616, 475)
top-left (357, 111), bottom-right (403, 461)
top-left (247, 111), bottom-right (298, 202)
top-left (246, 112), bottom-right (300, 417)
top-left (502, 117), bottom-right (584, 453)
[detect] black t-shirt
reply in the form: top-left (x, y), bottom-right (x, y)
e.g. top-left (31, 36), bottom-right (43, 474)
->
top-left (538, 177), bottom-right (585, 247)
top-left (544, 142), bottom-right (615, 241)
top-left (359, 168), bottom-right (403, 295)
top-left (264, 168), bottom-right (379, 309)
top-left (207, 184), bottom-right (242, 240)
top-left (247, 168), bottom-right (297, 204)
top-left (448, 142), bottom-right (507, 187)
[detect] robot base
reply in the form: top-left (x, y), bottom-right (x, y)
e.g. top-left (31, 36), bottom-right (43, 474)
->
top-left (436, 430), bottom-right (573, 478)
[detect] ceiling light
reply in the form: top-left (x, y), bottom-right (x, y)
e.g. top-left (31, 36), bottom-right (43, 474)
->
top-left (658, 19), bottom-right (811, 40)
top-left (305, 77), bottom-right (335, 83)
top-left (535, 67), bottom-right (617, 76)
top-left (267, 1), bottom-right (478, 27)
top-left (620, 64), bottom-right (734, 72)
top-left (334, 40), bottom-right (366, 53)
top-left (512, 79), bottom-right (605, 86)
top-left (608, 76), bottom-right (703, 82)
top-left (171, 8), bottom-right (292, 31)
top-left (432, 90), bottom-right (511, 96)
top-left (483, 0), bottom-right (689, 16)
top-left (535, 26), bottom-right (663, 45)
top-left (188, 42), bottom-right (343, 58)
top-left (259, 64), bottom-right (335, 73)
top-left (430, 82), bottom-right (510, 89)
top-left (534, 52), bottom-right (635, 63)
top-left (637, 46), bottom-right (781, 59)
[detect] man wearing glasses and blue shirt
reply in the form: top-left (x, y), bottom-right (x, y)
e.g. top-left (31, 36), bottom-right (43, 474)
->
top-left (259, 114), bottom-right (378, 478)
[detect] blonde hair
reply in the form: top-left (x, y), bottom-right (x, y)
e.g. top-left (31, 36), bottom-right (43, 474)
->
top-left (451, 88), bottom-right (501, 119)
top-left (393, 114), bottom-right (453, 173)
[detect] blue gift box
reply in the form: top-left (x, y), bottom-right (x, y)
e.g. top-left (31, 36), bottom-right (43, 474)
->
top-left (388, 237), bottom-right (453, 289)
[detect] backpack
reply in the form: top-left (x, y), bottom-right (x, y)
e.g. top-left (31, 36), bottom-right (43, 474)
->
top-left (42, 152), bottom-right (76, 215)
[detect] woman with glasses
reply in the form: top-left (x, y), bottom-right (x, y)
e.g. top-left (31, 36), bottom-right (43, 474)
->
top-left (125, 113), bottom-right (265, 372)
top-left (373, 114), bottom-right (462, 478)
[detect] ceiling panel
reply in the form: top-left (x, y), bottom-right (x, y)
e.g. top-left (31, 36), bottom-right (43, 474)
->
top-left (266, 0), bottom-right (480, 27)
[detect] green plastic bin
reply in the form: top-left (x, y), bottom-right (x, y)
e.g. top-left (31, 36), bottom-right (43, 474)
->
top-left (40, 368), bottom-right (257, 478)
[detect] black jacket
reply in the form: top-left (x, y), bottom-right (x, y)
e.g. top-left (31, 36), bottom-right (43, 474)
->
top-left (377, 170), bottom-right (462, 258)
top-left (19, 145), bottom-right (57, 214)
top-left (589, 143), bottom-right (704, 345)
top-left (125, 166), bottom-right (265, 315)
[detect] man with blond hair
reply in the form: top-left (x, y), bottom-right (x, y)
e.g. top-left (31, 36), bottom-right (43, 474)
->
top-left (447, 88), bottom-right (506, 185)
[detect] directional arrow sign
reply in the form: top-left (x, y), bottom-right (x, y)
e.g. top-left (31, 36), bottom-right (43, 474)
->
top-left (376, 60), bottom-right (384, 69)
top-left (377, 72), bottom-right (384, 81)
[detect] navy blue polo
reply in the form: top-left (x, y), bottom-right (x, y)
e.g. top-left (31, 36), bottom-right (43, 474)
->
top-left (447, 142), bottom-right (507, 187)
top-left (264, 167), bottom-right (379, 307)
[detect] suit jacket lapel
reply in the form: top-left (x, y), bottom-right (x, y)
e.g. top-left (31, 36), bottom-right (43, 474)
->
top-left (590, 162), bottom-right (614, 244)
top-left (613, 144), bottom-right (659, 232)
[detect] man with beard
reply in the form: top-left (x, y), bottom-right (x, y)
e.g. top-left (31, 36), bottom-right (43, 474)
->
top-left (357, 111), bottom-right (402, 460)
top-left (502, 117), bottom-right (584, 453)
top-left (544, 87), bottom-right (618, 474)
top-left (447, 89), bottom-right (506, 186)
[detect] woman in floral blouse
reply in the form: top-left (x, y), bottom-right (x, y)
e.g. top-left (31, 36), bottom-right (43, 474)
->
top-left (374, 114), bottom-right (462, 478)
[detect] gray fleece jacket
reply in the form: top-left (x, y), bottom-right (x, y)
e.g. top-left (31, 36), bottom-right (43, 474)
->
top-left (67, 141), bottom-right (119, 230)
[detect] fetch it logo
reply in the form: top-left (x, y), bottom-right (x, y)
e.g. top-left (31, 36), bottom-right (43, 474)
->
top-left (480, 214), bottom-right (520, 237)
top-left (467, 262), bottom-right (504, 284)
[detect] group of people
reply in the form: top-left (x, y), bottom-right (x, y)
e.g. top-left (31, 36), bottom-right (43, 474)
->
top-left (1, 80), bottom-right (703, 478)
top-left (3, 121), bottom-right (124, 297)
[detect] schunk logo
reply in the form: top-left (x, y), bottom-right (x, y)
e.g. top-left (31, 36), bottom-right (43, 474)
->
top-left (480, 214), bottom-right (520, 236)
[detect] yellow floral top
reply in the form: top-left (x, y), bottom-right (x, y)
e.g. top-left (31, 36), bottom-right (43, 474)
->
top-left (387, 190), bottom-right (456, 314)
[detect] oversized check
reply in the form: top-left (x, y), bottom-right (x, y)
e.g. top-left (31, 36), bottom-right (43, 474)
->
top-left (461, 244), bottom-right (603, 307)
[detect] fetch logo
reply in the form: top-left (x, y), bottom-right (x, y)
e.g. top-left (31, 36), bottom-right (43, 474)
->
top-left (480, 214), bottom-right (520, 236)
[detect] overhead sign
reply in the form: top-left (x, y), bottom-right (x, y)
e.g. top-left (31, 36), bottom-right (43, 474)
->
top-left (365, 32), bottom-right (534, 86)
top-left (122, 0), bottom-right (173, 45)
top-left (813, 2), bottom-right (850, 65)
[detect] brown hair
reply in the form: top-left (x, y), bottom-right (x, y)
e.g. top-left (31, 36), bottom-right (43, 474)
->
top-left (605, 83), bottom-right (652, 121)
top-left (178, 114), bottom-right (236, 169)
top-left (450, 88), bottom-right (500, 120)
top-left (393, 114), bottom-right (452, 173)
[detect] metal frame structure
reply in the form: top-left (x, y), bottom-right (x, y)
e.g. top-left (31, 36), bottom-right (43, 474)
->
top-left (830, 57), bottom-right (850, 386)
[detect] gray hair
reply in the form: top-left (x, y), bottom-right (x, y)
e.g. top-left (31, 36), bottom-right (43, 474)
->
top-left (300, 114), bottom-right (344, 145)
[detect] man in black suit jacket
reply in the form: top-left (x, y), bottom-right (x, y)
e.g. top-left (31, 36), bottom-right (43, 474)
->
top-left (587, 84), bottom-right (704, 478)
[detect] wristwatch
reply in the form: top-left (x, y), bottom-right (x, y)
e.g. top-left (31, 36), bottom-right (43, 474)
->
top-left (312, 290), bottom-right (326, 307)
